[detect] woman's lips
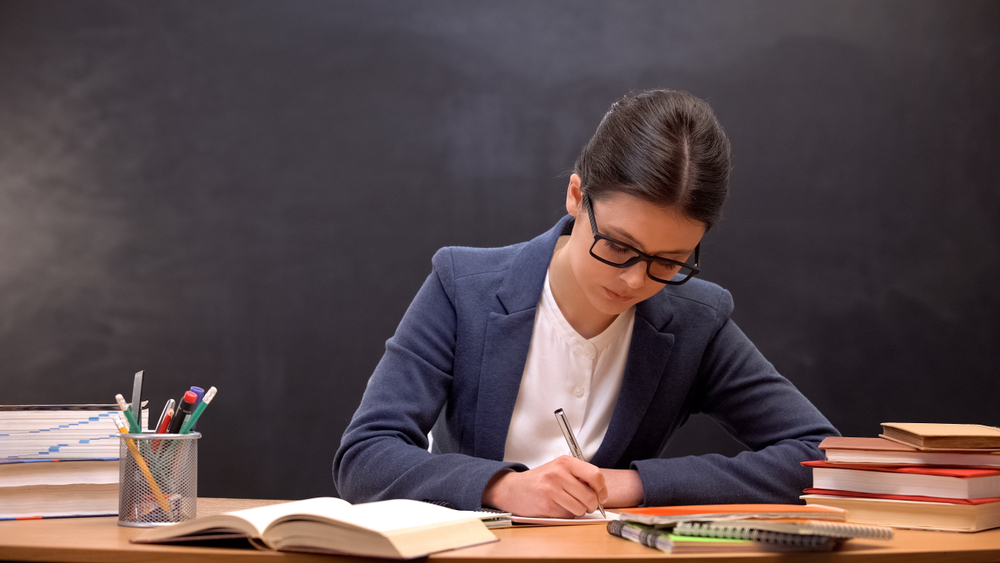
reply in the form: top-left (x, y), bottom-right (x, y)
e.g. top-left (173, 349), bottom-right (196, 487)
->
top-left (604, 287), bottom-right (631, 302)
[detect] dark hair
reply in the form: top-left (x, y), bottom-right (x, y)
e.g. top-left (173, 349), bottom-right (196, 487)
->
top-left (574, 89), bottom-right (732, 230)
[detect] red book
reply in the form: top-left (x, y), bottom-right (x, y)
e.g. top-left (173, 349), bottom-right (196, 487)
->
top-left (803, 460), bottom-right (1000, 499)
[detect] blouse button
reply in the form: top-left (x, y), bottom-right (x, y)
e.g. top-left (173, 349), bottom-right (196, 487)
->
top-left (574, 386), bottom-right (584, 398)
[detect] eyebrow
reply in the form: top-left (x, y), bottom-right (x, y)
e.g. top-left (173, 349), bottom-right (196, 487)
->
top-left (604, 226), bottom-right (693, 259)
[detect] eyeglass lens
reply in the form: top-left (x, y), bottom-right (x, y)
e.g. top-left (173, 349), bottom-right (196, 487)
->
top-left (591, 238), bottom-right (695, 282)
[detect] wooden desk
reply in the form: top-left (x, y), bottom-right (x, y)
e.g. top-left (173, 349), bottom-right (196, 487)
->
top-left (1, 499), bottom-right (1000, 563)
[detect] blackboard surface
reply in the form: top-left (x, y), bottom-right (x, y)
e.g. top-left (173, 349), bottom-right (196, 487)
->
top-left (1, 1), bottom-right (997, 500)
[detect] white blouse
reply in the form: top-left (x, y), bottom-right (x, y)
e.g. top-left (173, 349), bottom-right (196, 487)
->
top-left (502, 271), bottom-right (635, 468)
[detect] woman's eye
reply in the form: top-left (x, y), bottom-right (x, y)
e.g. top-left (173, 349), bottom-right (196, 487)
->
top-left (655, 261), bottom-right (681, 273)
top-left (603, 240), bottom-right (632, 255)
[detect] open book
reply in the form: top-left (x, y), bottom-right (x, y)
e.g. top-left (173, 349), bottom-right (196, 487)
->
top-left (131, 497), bottom-right (498, 559)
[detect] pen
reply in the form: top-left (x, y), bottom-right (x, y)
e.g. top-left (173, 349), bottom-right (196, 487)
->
top-left (112, 414), bottom-right (171, 513)
top-left (166, 391), bottom-right (198, 435)
top-left (132, 371), bottom-right (144, 431)
top-left (154, 399), bottom-right (175, 433)
top-left (554, 408), bottom-right (606, 518)
top-left (179, 386), bottom-right (216, 434)
top-left (151, 406), bottom-right (174, 453)
top-left (115, 394), bottom-right (141, 434)
top-left (155, 408), bottom-right (174, 434)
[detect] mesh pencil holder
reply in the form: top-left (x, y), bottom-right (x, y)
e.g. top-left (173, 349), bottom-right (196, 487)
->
top-left (117, 432), bottom-right (200, 527)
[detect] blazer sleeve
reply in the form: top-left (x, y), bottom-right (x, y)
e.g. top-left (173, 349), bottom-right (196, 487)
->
top-left (631, 290), bottom-right (840, 505)
top-left (333, 248), bottom-right (525, 510)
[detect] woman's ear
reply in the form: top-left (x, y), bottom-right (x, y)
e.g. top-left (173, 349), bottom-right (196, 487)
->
top-left (566, 174), bottom-right (584, 216)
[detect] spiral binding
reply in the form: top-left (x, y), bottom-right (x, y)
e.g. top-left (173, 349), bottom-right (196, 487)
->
top-left (674, 522), bottom-right (838, 548)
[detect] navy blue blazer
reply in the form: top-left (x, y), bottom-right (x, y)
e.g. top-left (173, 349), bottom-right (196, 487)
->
top-left (334, 216), bottom-right (839, 510)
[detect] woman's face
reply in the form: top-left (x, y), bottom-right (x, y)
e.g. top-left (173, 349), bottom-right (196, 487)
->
top-left (563, 175), bottom-right (706, 318)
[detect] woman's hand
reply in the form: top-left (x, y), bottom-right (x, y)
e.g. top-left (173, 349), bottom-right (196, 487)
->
top-left (481, 456), bottom-right (607, 517)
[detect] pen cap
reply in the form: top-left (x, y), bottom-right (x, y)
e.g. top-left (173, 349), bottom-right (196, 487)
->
top-left (189, 386), bottom-right (205, 403)
top-left (181, 390), bottom-right (198, 406)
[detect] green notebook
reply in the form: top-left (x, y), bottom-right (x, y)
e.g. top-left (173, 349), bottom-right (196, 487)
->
top-left (607, 521), bottom-right (839, 553)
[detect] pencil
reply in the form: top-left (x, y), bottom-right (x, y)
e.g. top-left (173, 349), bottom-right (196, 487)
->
top-left (112, 414), bottom-right (171, 514)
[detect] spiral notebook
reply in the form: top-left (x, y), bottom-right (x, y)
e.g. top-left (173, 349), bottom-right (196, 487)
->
top-left (618, 503), bottom-right (847, 527)
top-left (674, 519), bottom-right (894, 541)
top-left (607, 521), bottom-right (840, 553)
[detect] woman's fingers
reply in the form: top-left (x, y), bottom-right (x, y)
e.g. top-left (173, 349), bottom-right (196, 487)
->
top-left (481, 456), bottom-right (607, 517)
top-left (544, 457), bottom-right (605, 515)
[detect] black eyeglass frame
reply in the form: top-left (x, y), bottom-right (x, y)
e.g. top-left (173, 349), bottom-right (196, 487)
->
top-left (583, 195), bottom-right (701, 286)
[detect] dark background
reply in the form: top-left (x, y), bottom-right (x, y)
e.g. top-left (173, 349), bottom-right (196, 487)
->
top-left (1, 1), bottom-right (997, 500)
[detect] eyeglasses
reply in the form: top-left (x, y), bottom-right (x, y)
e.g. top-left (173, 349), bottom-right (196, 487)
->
top-left (583, 195), bottom-right (700, 285)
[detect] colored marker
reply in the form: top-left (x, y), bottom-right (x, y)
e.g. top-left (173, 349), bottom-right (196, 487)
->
top-left (187, 387), bottom-right (205, 430)
top-left (180, 386), bottom-right (217, 434)
top-left (166, 391), bottom-right (198, 435)
top-left (112, 414), bottom-right (171, 513)
top-left (115, 394), bottom-right (140, 434)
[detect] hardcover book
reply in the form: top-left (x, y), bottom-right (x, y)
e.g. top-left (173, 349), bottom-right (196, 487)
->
top-left (820, 436), bottom-right (1000, 467)
top-left (802, 493), bottom-right (1000, 532)
top-left (132, 497), bottom-right (498, 559)
top-left (0, 458), bottom-right (119, 520)
top-left (804, 460), bottom-right (1000, 500)
top-left (881, 423), bottom-right (1000, 451)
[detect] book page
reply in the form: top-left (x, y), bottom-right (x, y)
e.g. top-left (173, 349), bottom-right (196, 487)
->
top-left (271, 498), bottom-right (480, 534)
top-left (512, 511), bottom-right (618, 525)
top-left (133, 497), bottom-right (353, 544)
top-left (228, 497), bottom-right (353, 536)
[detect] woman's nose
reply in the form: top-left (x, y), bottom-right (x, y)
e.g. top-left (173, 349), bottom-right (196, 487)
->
top-left (620, 262), bottom-right (646, 289)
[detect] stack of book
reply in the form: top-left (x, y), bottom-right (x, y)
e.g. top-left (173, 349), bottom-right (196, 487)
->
top-left (802, 422), bottom-right (1000, 532)
top-left (0, 404), bottom-right (136, 519)
top-left (610, 504), bottom-right (892, 554)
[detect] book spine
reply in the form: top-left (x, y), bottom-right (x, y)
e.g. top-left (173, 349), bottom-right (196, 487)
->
top-left (674, 522), bottom-right (835, 549)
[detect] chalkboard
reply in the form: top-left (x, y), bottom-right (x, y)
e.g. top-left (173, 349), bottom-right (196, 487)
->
top-left (0, 0), bottom-right (997, 500)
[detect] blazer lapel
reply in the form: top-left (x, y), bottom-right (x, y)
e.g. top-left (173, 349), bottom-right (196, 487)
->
top-left (590, 301), bottom-right (675, 468)
top-left (473, 215), bottom-right (573, 460)
top-left (473, 310), bottom-right (536, 460)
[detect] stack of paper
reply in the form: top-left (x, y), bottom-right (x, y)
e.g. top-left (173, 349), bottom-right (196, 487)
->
top-left (0, 404), bottom-right (131, 460)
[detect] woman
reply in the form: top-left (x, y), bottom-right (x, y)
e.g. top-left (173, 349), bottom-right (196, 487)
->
top-left (334, 89), bottom-right (838, 517)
